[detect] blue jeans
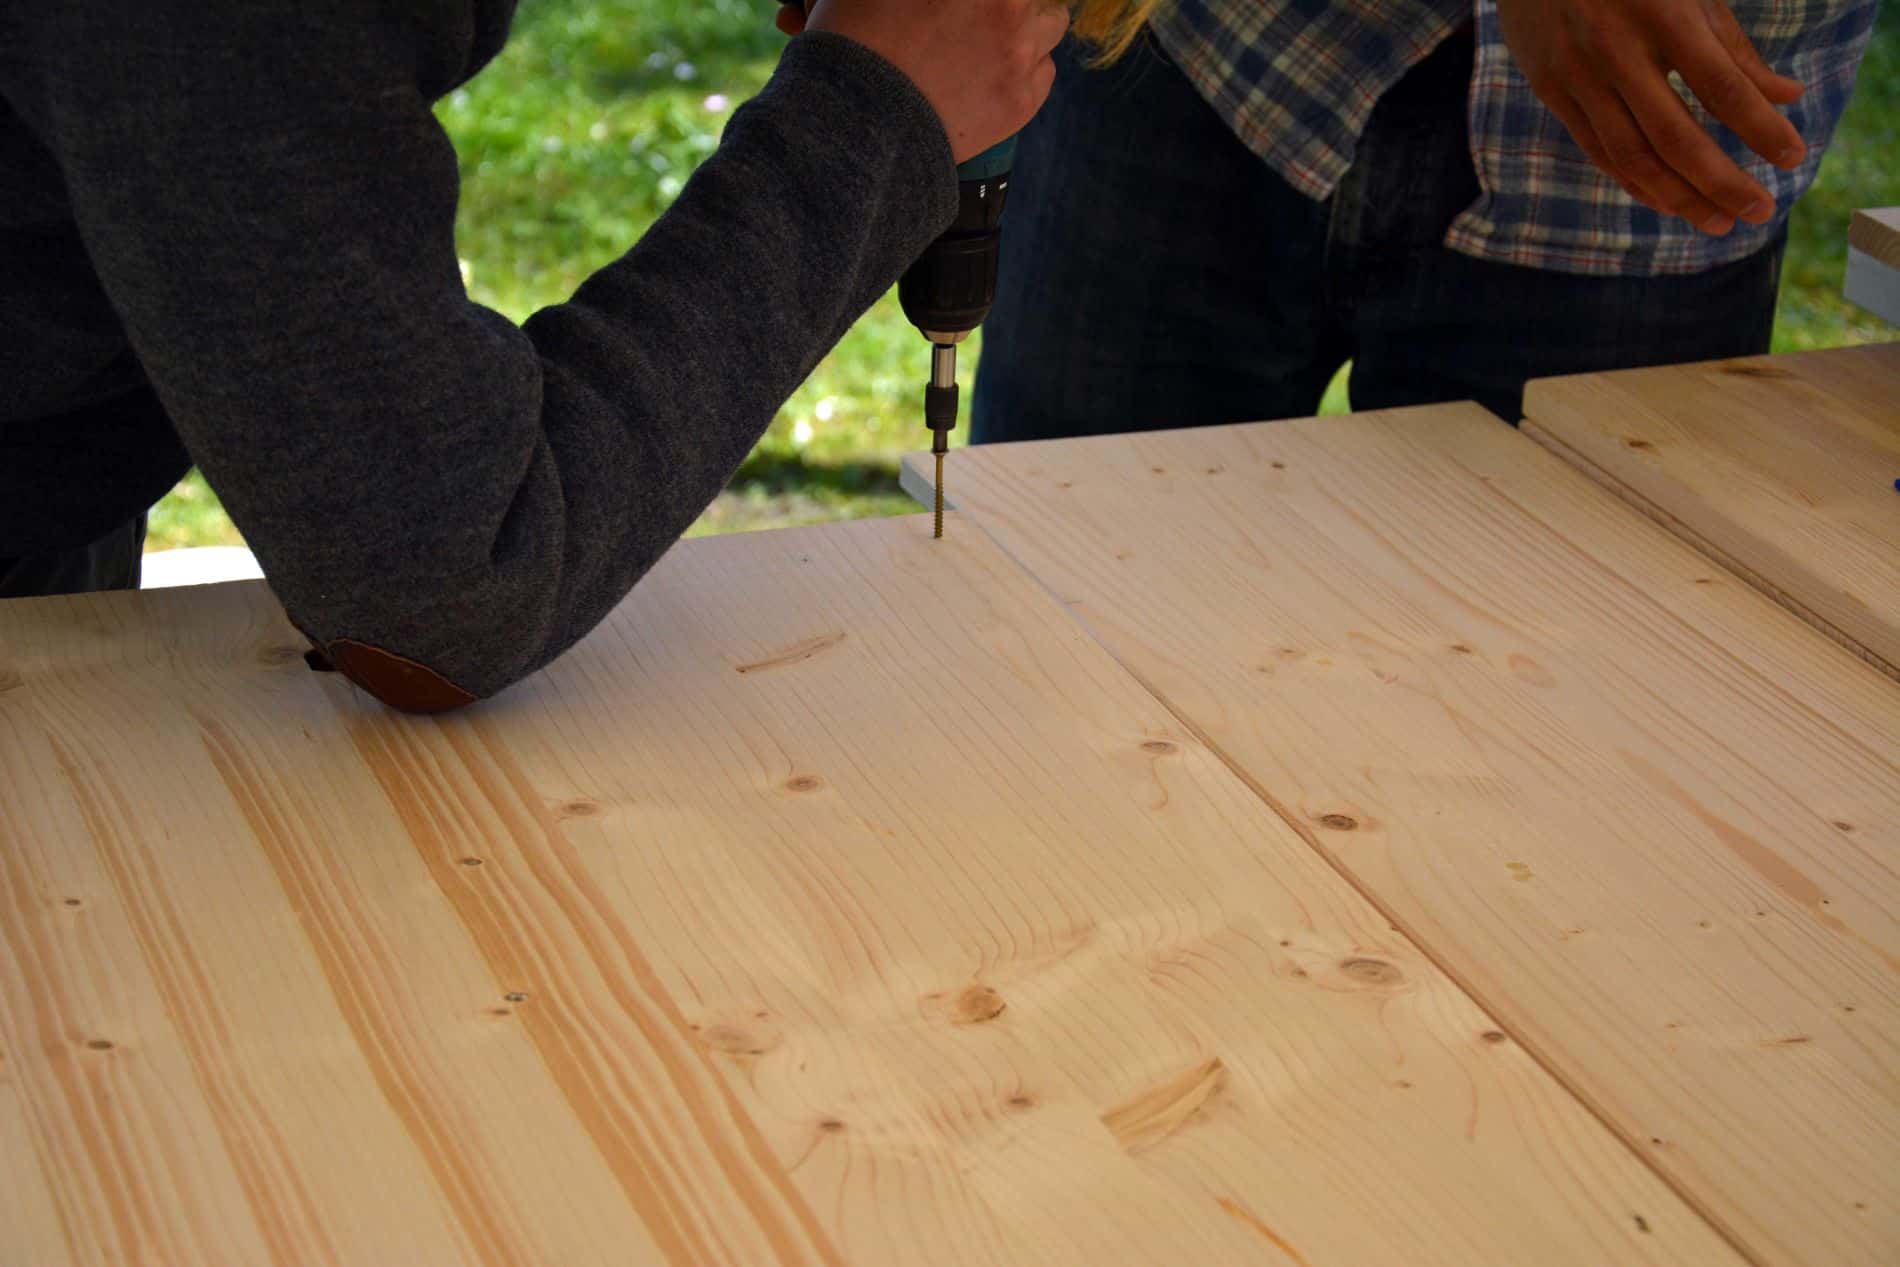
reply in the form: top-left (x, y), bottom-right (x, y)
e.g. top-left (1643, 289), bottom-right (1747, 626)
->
top-left (972, 28), bottom-right (1785, 442)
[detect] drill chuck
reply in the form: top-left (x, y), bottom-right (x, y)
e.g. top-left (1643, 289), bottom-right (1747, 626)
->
top-left (925, 343), bottom-right (958, 453)
top-left (900, 139), bottom-right (1014, 340)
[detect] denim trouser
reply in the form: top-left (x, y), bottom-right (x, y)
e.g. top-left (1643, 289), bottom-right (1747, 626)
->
top-left (972, 27), bottom-right (1785, 442)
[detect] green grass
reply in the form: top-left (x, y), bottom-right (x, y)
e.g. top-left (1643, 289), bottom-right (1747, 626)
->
top-left (1775, 8), bottom-right (1900, 352)
top-left (148, 3), bottom-right (1896, 551)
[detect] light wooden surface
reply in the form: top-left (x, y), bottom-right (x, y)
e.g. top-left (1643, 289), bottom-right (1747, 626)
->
top-left (0, 517), bottom-right (1738, 1266)
top-left (1523, 344), bottom-right (1900, 679)
top-left (904, 407), bottom-right (1900, 1267)
top-left (1845, 210), bottom-right (1900, 325)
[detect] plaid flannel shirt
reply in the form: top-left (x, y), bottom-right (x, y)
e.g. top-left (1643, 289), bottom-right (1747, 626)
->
top-left (1147, 0), bottom-right (1879, 274)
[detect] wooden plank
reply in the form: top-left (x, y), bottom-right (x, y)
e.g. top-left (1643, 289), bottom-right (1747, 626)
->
top-left (904, 409), bottom-right (1900, 1267)
top-left (1845, 211), bottom-right (1900, 325)
top-left (1850, 209), bottom-right (1900, 271)
top-left (1523, 345), bottom-right (1900, 679)
top-left (0, 519), bottom-right (1741, 1265)
top-left (0, 585), bottom-right (678, 1267)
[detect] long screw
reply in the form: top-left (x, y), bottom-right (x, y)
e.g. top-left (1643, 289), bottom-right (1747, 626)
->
top-left (934, 451), bottom-right (945, 538)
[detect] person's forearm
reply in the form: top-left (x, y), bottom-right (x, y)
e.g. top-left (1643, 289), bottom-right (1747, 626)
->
top-left (460, 32), bottom-right (962, 690)
top-left (16, 1), bottom-right (958, 710)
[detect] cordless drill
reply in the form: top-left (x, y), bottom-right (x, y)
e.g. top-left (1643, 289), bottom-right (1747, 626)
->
top-left (900, 137), bottom-right (1016, 538)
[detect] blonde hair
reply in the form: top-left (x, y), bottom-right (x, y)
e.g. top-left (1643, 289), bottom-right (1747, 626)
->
top-left (1071, 0), bottom-right (1164, 64)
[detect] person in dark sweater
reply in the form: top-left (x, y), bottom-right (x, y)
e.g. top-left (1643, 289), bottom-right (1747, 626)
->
top-left (0, 0), bottom-right (1068, 710)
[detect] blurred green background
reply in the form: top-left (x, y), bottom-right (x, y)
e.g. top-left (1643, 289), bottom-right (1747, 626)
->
top-left (147, 1), bottom-right (1900, 551)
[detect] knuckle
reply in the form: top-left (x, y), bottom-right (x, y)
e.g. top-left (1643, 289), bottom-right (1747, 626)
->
top-left (1697, 70), bottom-right (1751, 115)
top-left (1547, 48), bottom-right (1587, 83)
top-left (1647, 118), bottom-right (1701, 156)
top-left (1618, 151), bottom-right (1667, 184)
top-left (1600, 136), bottom-right (1649, 169)
top-left (1573, 18), bottom-right (1617, 58)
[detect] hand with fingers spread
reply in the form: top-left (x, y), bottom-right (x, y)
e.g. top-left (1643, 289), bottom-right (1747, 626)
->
top-left (777, 0), bottom-right (1071, 162)
top-left (1498, 0), bottom-right (1807, 236)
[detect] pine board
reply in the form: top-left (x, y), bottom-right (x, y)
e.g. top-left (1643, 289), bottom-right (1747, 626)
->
top-left (0, 517), bottom-right (1739, 1266)
top-left (903, 408), bottom-right (1900, 1267)
top-left (1848, 208), bottom-right (1900, 319)
top-left (1845, 211), bottom-right (1900, 325)
top-left (1523, 344), bottom-right (1900, 679)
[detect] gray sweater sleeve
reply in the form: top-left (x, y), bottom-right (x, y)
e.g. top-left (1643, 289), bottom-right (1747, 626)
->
top-left (21, 3), bottom-right (956, 708)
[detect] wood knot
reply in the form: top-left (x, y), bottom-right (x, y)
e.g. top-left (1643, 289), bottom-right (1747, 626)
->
top-left (86, 1039), bottom-right (114, 1051)
top-left (559, 799), bottom-right (601, 818)
top-left (1318, 813), bottom-right (1358, 831)
top-left (1150, 466), bottom-right (1167, 475)
top-left (951, 984), bottom-right (1006, 1025)
top-left (1480, 1030), bottom-right (1508, 1045)
top-left (503, 991), bottom-right (530, 1004)
top-left (1141, 740), bottom-right (1178, 755)
top-left (1006, 1093), bottom-right (1038, 1110)
top-left (817, 1118), bottom-right (847, 1134)
top-left (784, 775), bottom-right (823, 794)
top-left (1831, 820), bottom-right (1855, 833)
top-left (1625, 437), bottom-right (1654, 450)
top-left (62, 897), bottom-right (82, 908)
top-left (701, 1023), bottom-right (780, 1057)
top-left (458, 856), bottom-right (484, 867)
top-left (1269, 460), bottom-right (1287, 470)
top-left (1340, 957), bottom-right (1403, 986)
top-left (1449, 643), bottom-right (1473, 655)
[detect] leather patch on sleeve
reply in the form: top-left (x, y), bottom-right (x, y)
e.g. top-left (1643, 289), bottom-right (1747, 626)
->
top-left (324, 639), bottom-right (479, 714)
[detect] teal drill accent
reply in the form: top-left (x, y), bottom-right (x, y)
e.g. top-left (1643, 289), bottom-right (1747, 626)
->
top-left (956, 137), bottom-right (1017, 181)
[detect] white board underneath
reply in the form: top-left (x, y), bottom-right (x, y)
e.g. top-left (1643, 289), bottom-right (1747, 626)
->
top-left (1844, 245), bottom-right (1900, 327)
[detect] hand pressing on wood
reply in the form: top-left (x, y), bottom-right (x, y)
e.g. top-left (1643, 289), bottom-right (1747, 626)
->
top-left (1498, 0), bottom-right (1807, 236)
top-left (776, 0), bottom-right (1071, 162)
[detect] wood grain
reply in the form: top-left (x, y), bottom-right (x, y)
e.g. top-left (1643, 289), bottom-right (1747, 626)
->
top-left (905, 408), bottom-right (1900, 1267)
top-left (1523, 344), bottom-right (1900, 679)
top-left (0, 519), bottom-right (1740, 1264)
top-left (1849, 209), bottom-right (1900, 271)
